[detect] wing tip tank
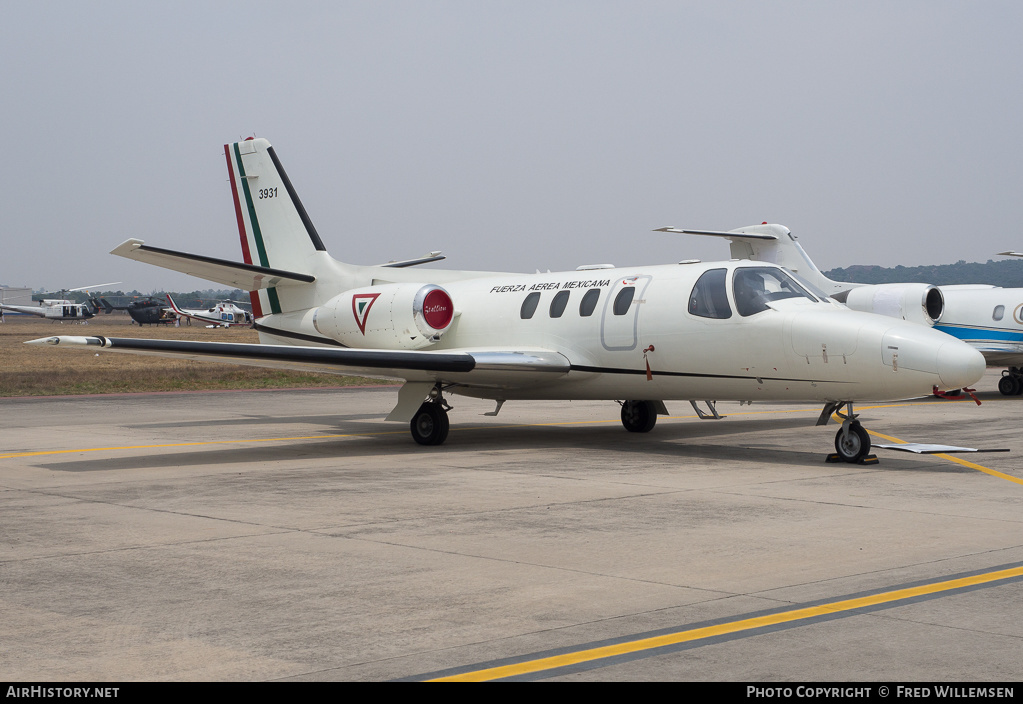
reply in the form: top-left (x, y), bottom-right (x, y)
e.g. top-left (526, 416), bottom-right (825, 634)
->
top-left (25, 336), bottom-right (108, 347)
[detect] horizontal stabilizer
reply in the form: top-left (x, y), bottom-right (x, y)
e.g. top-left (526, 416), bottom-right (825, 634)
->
top-left (657, 224), bottom-right (851, 296)
top-left (654, 227), bottom-right (779, 241)
top-left (377, 252), bottom-right (447, 268)
top-left (110, 239), bottom-right (315, 291)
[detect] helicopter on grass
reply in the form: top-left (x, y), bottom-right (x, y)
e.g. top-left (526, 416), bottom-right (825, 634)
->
top-left (0, 283), bottom-right (120, 323)
top-left (98, 297), bottom-right (177, 325)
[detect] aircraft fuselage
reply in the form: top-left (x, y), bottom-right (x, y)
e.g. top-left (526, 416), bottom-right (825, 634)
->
top-left (252, 259), bottom-right (983, 404)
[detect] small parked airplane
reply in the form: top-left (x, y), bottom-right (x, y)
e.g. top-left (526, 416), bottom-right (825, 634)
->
top-left (28, 139), bottom-right (985, 461)
top-left (662, 224), bottom-right (1023, 395)
top-left (164, 294), bottom-right (252, 327)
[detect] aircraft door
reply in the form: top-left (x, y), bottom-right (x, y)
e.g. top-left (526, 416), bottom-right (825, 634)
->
top-left (600, 275), bottom-right (652, 351)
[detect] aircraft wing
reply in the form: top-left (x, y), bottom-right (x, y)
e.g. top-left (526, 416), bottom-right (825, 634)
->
top-left (25, 336), bottom-right (571, 388)
top-left (110, 239), bottom-right (315, 290)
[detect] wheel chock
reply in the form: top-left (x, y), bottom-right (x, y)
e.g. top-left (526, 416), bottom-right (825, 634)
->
top-left (825, 453), bottom-right (879, 465)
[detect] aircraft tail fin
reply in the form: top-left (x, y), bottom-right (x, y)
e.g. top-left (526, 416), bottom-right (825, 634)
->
top-left (657, 224), bottom-right (852, 296)
top-left (223, 138), bottom-right (353, 318)
top-left (224, 138), bottom-right (328, 272)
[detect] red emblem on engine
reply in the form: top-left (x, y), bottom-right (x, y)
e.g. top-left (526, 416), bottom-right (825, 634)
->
top-left (352, 293), bottom-right (380, 334)
top-left (422, 289), bottom-right (453, 330)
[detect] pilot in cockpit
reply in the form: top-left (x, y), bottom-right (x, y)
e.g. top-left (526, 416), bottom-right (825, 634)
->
top-left (733, 270), bottom-right (767, 316)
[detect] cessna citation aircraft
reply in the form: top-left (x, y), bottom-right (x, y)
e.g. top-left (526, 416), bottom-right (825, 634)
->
top-left (666, 224), bottom-right (1023, 395)
top-left (28, 138), bottom-right (986, 462)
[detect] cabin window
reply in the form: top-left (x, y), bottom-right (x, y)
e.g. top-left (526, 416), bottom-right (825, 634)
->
top-left (733, 266), bottom-right (816, 317)
top-left (579, 288), bottom-right (601, 317)
top-left (689, 268), bottom-right (731, 319)
top-left (520, 292), bottom-right (541, 319)
top-left (613, 287), bottom-right (636, 315)
top-left (549, 290), bottom-right (570, 318)
top-left (993, 305), bottom-right (1005, 321)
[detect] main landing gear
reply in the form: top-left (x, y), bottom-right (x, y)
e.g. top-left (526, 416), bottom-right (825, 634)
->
top-left (819, 401), bottom-right (877, 464)
top-left (620, 400), bottom-right (658, 433)
top-left (998, 367), bottom-right (1023, 396)
top-left (410, 385), bottom-right (451, 446)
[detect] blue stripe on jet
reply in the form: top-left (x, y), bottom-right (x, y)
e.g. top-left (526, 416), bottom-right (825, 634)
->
top-left (935, 324), bottom-right (1023, 343)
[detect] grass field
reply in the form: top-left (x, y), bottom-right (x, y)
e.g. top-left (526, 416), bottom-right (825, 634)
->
top-left (0, 315), bottom-right (392, 396)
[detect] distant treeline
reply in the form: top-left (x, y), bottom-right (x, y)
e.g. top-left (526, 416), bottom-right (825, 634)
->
top-left (33, 288), bottom-right (248, 308)
top-left (823, 260), bottom-right (1023, 287)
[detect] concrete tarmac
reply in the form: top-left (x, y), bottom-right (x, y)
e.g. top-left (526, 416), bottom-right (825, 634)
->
top-left (2, 370), bottom-right (1021, 681)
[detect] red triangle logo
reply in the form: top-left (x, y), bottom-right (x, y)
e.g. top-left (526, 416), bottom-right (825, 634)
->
top-left (352, 293), bottom-right (380, 334)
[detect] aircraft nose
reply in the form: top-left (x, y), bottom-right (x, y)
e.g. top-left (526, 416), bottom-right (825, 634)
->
top-left (936, 338), bottom-right (986, 389)
top-left (880, 327), bottom-right (985, 392)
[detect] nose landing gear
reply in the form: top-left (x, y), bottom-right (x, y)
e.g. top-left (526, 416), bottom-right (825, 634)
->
top-left (819, 401), bottom-right (879, 465)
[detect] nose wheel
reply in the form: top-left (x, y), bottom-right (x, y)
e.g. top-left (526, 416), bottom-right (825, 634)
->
top-left (834, 421), bottom-right (870, 463)
top-left (821, 402), bottom-right (878, 464)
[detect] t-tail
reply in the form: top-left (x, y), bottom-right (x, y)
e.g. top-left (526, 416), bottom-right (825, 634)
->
top-left (659, 224), bottom-right (945, 327)
top-left (224, 138), bottom-right (344, 318)
top-left (656, 224), bottom-right (851, 296)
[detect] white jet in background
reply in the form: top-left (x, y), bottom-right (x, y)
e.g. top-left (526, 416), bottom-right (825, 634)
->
top-left (662, 224), bottom-right (1023, 395)
top-left (29, 139), bottom-right (986, 462)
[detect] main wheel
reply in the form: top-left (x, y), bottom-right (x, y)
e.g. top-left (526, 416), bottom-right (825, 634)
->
top-left (410, 403), bottom-right (450, 446)
top-left (998, 375), bottom-right (1019, 396)
top-left (834, 422), bottom-right (870, 463)
top-left (621, 400), bottom-right (657, 433)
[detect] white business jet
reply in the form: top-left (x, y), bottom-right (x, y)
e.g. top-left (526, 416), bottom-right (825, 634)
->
top-left (662, 224), bottom-right (1023, 395)
top-left (28, 139), bottom-right (985, 461)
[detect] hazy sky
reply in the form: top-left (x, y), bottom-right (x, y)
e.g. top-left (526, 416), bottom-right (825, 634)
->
top-left (3, 1), bottom-right (1021, 293)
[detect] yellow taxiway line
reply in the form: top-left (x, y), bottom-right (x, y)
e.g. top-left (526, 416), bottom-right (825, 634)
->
top-left (429, 564), bottom-right (1023, 681)
top-left (865, 428), bottom-right (1023, 486)
top-left (2, 401), bottom-right (1017, 488)
top-left (0, 405), bottom-right (819, 460)
top-left (0, 431), bottom-right (408, 459)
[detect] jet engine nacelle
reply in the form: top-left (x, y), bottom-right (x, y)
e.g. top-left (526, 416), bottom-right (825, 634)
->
top-left (842, 283), bottom-right (944, 327)
top-left (312, 283), bottom-right (455, 349)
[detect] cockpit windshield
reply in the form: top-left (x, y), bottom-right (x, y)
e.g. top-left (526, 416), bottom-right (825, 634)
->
top-left (732, 267), bottom-right (818, 316)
